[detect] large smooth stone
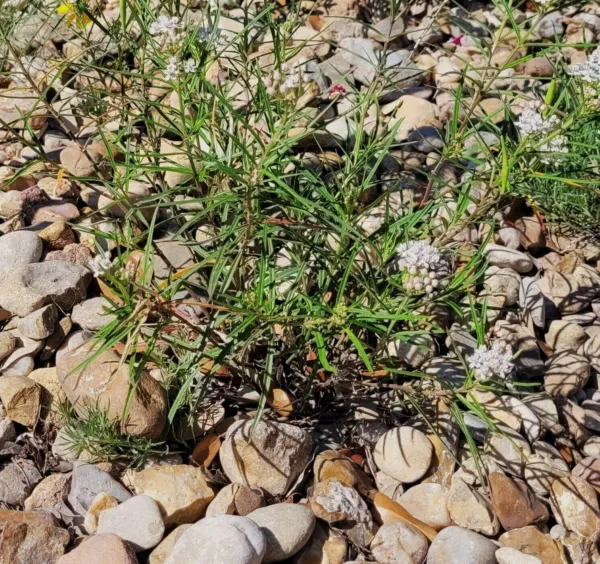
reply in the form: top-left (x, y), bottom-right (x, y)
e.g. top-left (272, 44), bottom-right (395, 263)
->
top-left (247, 503), bottom-right (316, 563)
top-left (373, 426), bottom-right (433, 483)
top-left (165, 515), bottom-right (266, 564)
top-left (426, 526), bottom-right (497, 564)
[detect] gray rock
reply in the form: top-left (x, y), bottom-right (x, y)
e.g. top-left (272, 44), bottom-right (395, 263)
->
top-left (0, 460), bottom-right (42, 505)
top-left (97, 494), bottom-right (165, 552)
top-left (583, 436), bottom-right (600, 458)
top-left (426, 526), bottom-right (497, 564)
top-left (165, 515), bottom-right (266, 564)
top-left (484, 425), bottom-right (531, 477)
top-left (154, 240), bottom-right (195, 280)
top-left (485, 267), bottom-right (521, 307)
top-left (406, 126), bottom-right (444, 153)
top-left (386, 333), bottom-right (435, 368)
top-left (0, 230), bottom-right (42, 282)
top-left (247, 503), bottom-right (316, 563)
top-left (484, 244), bottom-right (533, 273)
top-left (0, 261), bottom-right (90, 317)
top-left (72, 297), bottom-right (116, 331)
top-left (496, 547), bottom-right (542, 564)
top-left (52, 427), bottom-right (79, 461)
top-left (423, 357), bottom-right (466, 388)
top-left (17, 304), bottom-right (58, 340)
top-left (535, 12), bottom-right (564, 39)
top-left (463, 412), bottom-right (488, 443)
top-left (68, 462), bottom-right (132, 516)
top-left (370, 521), bottom-right (428, 564)
top-left (520, 277), bottom-right (545, 327)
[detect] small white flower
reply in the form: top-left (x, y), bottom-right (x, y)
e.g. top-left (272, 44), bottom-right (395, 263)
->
top-left (183, 58), bottom-right (199, 73)
top-left (468, 342), bottom-right (514, 381)
top-left (87, 253), bottom-right (115, 278)
top-left (196, 26), bottom-right (213, 43)
top-left (515, 101), bottom-right (568, 163)
top-left (396, 240), bottom-right (441, 271)
top-left (163, 56), bottom-right (179, 80)
top-left (149, 15), bottom-right (184, 37)
top-left (395, 240), bottom-right (449, 295)
top-left (569, 48), bottom-right (600, 83)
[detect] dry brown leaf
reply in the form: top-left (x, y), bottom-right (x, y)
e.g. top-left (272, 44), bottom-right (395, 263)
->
top-left (98, 279), bottom-right (124, 306)
top-left (372, 492), bottom-right (438, 541)
top-left (267, 388), bottom-right (294, 417)
top-left (191, 432), bottom-right (221, 467)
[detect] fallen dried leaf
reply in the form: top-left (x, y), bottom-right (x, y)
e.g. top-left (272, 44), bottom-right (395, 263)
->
top-left (372, 492), bottom-right (438, 541)
top-left (191, 432), bottom-right (221, 467)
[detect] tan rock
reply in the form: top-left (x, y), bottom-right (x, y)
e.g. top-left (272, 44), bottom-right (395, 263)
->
top-left (220, 419), bottom-right (312, 497)
top-left (373, 426), bottom-right (433, 484)
top-left (313, 450), bottom-right (371, 494)
top-left (549, 476), bottom-right (600, 540)
top-left (544, 352), bottom-right (590, 396)
top-left (84, 492), bottom-right (119, 533)
top-left (24, 473), bottom-right (71, 513)
top-left (391, 96), bottom-right (440, 142)
top-left (28, 367), bottom-right (67, 425)
top-left (489, 472), bottom-right (548, 530)
top-left (0, 88), bottom-right (47, 130)
top-left (131, 464), bottom-right (215, 526)
top-left (499, 526), bottom-right (562, 564)
top-left (57, 533), bottom-right (137, 564)
top-left (545, 320), bottom-right (588, 352)
top-left (447, 478), bottom-right (500, 536)
top-left (484, 426), bottom-right (531, 477)
top-left (149, 524), bottom-right (191, 564)
top-left (514, 216), bottom-right (545, 249)
top-left (0, 376), bottom-right (40, 427)
top-left (206, 483), bottom-right (265, 517)
top-left (397, 483), bottom-right (451, 531)
top-left (56, 341), bottom-right (167, 438)
top-left (572, 457), bottom-right (600, 494)
top-left (293, 522), bottom-right (347, 564)
top-left (39, 221), bottom-right (77, 250)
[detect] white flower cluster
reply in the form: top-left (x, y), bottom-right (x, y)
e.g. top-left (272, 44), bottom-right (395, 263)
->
top-left (569, 48), bottom-right (600, 83)
top-left (395, 240), bottom-right (449, 294)
top-left (87, 253), bottom-right (115, 278)
top-left (515, 101), bottom-right (568, 164)
top-left (264, 64), bottom-right (313, 97)
top-left (467, 341), bottom-right (514, 381)
top-left (149, 15), bottom-right (185, 50)
top-left (162, 56), bottom-right (199, 80)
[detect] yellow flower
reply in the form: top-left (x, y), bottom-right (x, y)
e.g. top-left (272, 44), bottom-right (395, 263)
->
top-left (57, 0), bottom-right (92, 28)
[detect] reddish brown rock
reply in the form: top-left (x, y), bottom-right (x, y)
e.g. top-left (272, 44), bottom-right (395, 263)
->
top-left (489, 472), bottom-right (549, 530)
top-left (0, 521), bottom-right (69, 563)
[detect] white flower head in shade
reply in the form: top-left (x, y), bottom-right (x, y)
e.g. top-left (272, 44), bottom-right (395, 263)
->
top-left (87, 252), bottom-right (115, 278)
top-left (149, 16), bottom-right (185, 51)
top-left (149, 15), bottom-right (184, 38)
top-left (183, 58), bottom-right (199, 73)
top-left (515, 101), bottom-right (568, 164)
top-left (569, 48), bottom-right (600, 83)
top-left (468, 341), bottom-right (514, 381)
top-left (163, 56), bottom-right (179, 80)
